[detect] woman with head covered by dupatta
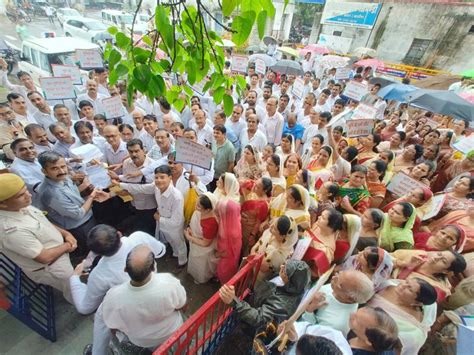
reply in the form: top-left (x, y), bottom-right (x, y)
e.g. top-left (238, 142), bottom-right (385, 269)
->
top-left (215, 199), bottom-right (242, 284)
top-left (379, 202), bottom-right (417, 252)
top-left (213, 172), bottom-right (240, 203)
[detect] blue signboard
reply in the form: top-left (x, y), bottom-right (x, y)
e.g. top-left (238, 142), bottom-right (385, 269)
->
top-left (322, 2), bottom-right (382, 29)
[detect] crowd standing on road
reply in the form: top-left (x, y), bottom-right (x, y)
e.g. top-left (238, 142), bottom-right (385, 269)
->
top-left (0, 40), bottom-right (473, 354)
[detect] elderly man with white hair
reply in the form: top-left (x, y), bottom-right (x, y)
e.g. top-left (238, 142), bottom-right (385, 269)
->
top-left (301, 270), bottom-right (375, 336)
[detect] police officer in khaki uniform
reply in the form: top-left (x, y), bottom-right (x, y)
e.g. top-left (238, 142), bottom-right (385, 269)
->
top-left (0, 173), bottom-right (76, 302)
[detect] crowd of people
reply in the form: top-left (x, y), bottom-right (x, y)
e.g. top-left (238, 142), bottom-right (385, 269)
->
top-left (0, 49), bottom-right (473, 355)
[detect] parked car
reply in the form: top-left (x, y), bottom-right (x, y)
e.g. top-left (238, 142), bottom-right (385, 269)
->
top-left (56, 8), bottom-right (81, 25)
top-left (18, 37), bottom-right (102, 85)
top-left (63, 17), bottom-right (108, 43)
top-left (101, 9), bottom-right (147, 35)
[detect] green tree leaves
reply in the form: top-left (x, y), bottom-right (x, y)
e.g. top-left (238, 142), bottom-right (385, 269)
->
top-left (107, 1), bottom-right (278, 109)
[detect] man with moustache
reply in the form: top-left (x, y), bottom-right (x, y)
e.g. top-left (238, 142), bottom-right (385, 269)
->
top-left (36, 151), bottom-right (108, 254)
top-left (76, 79), bottom-right (106, 115)
top-left (24, 123), bottom-right (53, 153)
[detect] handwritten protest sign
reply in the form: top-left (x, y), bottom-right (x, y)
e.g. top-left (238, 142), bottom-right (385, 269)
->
top-left (75, 49), bottom-right (103, 68)
top-left (231, 55), bottom-right (249, 73)
top-left (422, 194), bottom-right (447, 221)
top-left (335, 67), bottom-right (351, 80)
top-left (347, 119), bottom-right (374, 138)
top-left (343, 81), bottom-right (369, 101)
top-left (453, 135), bottom-right (474, 155)
top-left (387, 172), bottom-right (427, 197)
top-left (52, 64), bottom-right (82, 85)
top-left (255, 59), bottom-right (266, 75)
top-left (101, 95), bottom-right (124, 119)
top-left (292, 77), bottom-right (305, 100)
top-left (39, 77), bottom-right (76, 100)
top-left (175, 137), bottom-right (213, 170)
top-left (352, 103), bottom-right (377, 120)
top-left (291, 237), bottom-right (311, 261)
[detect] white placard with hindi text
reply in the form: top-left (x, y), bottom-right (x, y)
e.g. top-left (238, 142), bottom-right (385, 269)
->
top-left (343, 81), bottom-right (369, 101)
top-left (387, 172), bottom-right (427, 197)
top-left (70, 144), bottom-right (103, 163)
top-left (101, 95), bottom-right (124, 119)
top-left (75, 49), bottom-right (103, 68)
top-left (453, 135), bottom-right (474, 155)
top-left (255, 59), bottom-right (266, 75)
top-left (175, 137), bottom-right (213, 170)
top-left (87, 164), bottom-right (111, 189)
top-left (52, 64), bottom-right (82, 85)
top-left (292, 77), bottom-right (305, 100)
top-left (40, 76), bottom-right (76, 100)
top-left (422, 194), bottom-right (447, 221)
top-left (352, 103), bottom-right (377, 120)
top-left (291, 237), bottom-right (311, 261)
top-left (347, 119), bottom-right (374, 138)
top-left (231, 55), bottom-right (249, 73)
top-left (335, 67), bottom-right (351, 80)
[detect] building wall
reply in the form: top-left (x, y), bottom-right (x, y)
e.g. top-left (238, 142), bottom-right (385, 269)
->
top-left (318, 0), bottom-right (474, 72)
top-left (266, 0), bottom-right (296, 41)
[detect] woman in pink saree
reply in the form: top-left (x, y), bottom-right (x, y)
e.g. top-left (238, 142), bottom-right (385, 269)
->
top-left (216, 200), bottom-right (242, 284)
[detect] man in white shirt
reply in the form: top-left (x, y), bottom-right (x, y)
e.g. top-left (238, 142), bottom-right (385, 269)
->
top-left (96, 245), bottom-right (186, 353)
top-left (192, 109), bottom-right (213, 147)
top-left (277, 94), bottom-right (291, 121)
top-left (118, 165), bottom-right (187, 269)
top-left (243, 90), bottom-right (266, 120)
top-left (0, 63), bottom-right (39, 112)
top-left (50, 122), bottom-right (77, 159)
top-left (226, 103), bottom-right (247, 140)
top-left (71, 121), bottom-right (106, 154)
top-left (167, 152), bottom-right (207, 197)
top-left (139, 114), bottom-right (159, 152)
top-left (7, 92), bottom-right (37, 126)
top-left (263, 97), bottom-right (284, 146)
top-left (25, 123), bottom-right (53, 154)
top-left (256, 85), bottom-right (273, 111)
top-left (77, 79), bottom-right (106, 115)
top-left (27, 91), bottom-right (57, 142)
top-left (326, 83), bottom-right (342, 108)
top-left (301, 270), bottom-right (374, 336)
top-left (315, 89), bottom-right (332, 113)
top-left (9, 138), bottom-right (44, 205)
top-left (93, 68), bottom-right (111, 97)
top-left (297, 93), bottom-right (316, 127)
top-left (240, 113), bottom-right (267, 152)
top-left (78, 100), bottom-right (97, 128)
top-left (132, 109), bottom-right (147, 138)
top-left (147, 128), bottom-right (174, 161)
top-left (102, 125), bottom-right (128, 172)
top-left (53, 104), bottom-right (77, 136)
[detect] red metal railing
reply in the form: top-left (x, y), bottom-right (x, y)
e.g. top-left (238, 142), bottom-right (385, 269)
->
top-left (154, 254), bottom-right (263, 355)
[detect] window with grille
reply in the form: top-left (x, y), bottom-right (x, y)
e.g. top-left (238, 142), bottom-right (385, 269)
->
top-left (403, 39), bottom-right (432, 66)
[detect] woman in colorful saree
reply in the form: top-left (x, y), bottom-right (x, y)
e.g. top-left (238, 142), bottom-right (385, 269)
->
top-left (379, 202), bottom-right (417, 252)
top-left (240, 177), bottom-right (272, 255)
top-left (392, 144), bottom-right (424, 174)
top-left (368, 278), bottom-right (438, 355)
top-left (283, 153), bottom-right (303, 189)
top-left (341, 246), bottom-right (393, 291)
top-left (366, 159), bottom-right (387, 208)
top-left (234, 144), bottom-right (264, 181)
top-left (264, 154), bottom-right (286, 197)
top-left (250, 215), bottom-right (298, 282)
top-left (184, 192), bottom-right (219, 284)
top-left (382, 186), bottom-right (433, 234)
top-left (426, 202), bottom-right (474, 253)
top-left (339, 164), bottom-right (371, 216)
top-left (334, 213), bottom-right (362, 262)
top-left (303, 208), bottom-right (344, 278)
top-left (414, 224), bottom-right (466, 253)
top-left (437, 176), bottom-right (474, 218)
top-left (355, 208), bottom-right (384, 252)
top-left (213, 172), bottom-right (240, 203)
top-left (215, 199), bottom-right (242, 284)
top-left (357, 133), bottom-right (381, 165)
top-left (391, 249), bottom-right (467, 302)
top-left (306, 146), bottom-right (335, 186)
top-left (275, 133), bottom-right (295, 164)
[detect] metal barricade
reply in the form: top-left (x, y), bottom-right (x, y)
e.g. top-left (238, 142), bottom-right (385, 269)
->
top-left (0, 253), bottom-right (56, 342)
top-left (154, 254), bottom-right (263, 355)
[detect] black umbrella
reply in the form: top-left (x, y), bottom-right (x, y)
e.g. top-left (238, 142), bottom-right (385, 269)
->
top-left (405, 89), bottom-right (474, 121)
top-left (270, 60), bottom-right (303, 76)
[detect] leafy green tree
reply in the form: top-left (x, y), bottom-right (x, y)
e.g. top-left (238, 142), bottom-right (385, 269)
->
top-left (105, 0), bottom-right (286, 116)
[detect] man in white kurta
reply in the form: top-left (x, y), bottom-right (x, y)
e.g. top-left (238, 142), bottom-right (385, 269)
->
top-left (100, 245), bottom-right (186, 349)
top-left (118, 165), bottom-right (188, 266)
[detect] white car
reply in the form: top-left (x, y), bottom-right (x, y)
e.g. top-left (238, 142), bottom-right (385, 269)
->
top-left (57, 8), bottom-right (81, 25)
top-left (63, 17), bottom-right (108, 43)
top-left (101, 9), bottom-right (148, 35)
top-left (18, 37), bottom-right (101, 85)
